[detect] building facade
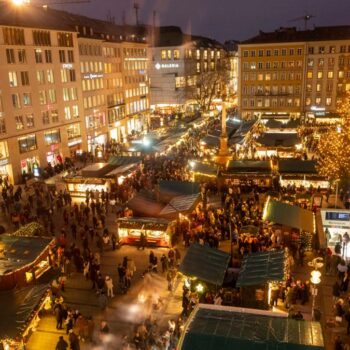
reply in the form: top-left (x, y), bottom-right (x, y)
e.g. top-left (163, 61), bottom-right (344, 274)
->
top-left (238, 26), bottom-right (350, 119)
top-left (149, 27), bottom-right (226, 114)
top-left (0, 3), bottom-right (149, 183)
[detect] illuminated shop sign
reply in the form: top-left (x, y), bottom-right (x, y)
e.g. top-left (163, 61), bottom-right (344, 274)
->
top-left (155, 63), bottom-right (179, 70)
top-left (83, 73), bottom-right (104, 79)
top-left (62, 63), bottom-right (73, 69)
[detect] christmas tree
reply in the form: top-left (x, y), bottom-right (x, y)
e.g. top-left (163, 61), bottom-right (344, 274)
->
top-left (317, 91), bottom-right (350, 182)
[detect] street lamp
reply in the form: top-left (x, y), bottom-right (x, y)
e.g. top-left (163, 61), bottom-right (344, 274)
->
top-left (308, 257), bottom-right (323, 320)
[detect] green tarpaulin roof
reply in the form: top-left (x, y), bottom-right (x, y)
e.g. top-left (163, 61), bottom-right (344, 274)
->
top-left (159, 193), bottom-right (200, 218)
top-left (179, 244), bottom-right (230, 286)
top-left (226, 160), bottom-right (272, 174)
top-left (278, 160), bottom-right (318, 174)
top-left (108, 156), bottom-right (142, 167)
top-left (263, 199), bottom-right (315, 232)
top-left (256, 133), bottom-right (300, 148)
top-left (178, 304), bottom-right (324, 350)
top-left (236, 250), bottom-right (285, 287)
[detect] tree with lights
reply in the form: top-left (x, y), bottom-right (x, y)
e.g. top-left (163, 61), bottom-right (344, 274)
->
top-left (317, 91), bottom-right (350, 185)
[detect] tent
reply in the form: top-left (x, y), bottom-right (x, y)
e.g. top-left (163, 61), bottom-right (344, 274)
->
top-left (158, 180), bottom-right (200, 203)
top-left (178, 304), bottom-right (324, 350)
top-left (236, 250), bottom-right (285, 287)
top-left (108, 155), bottom-right (142, 167)
top-left (159, 193), bottom-right (200, 219)
top-left (226, 160), bottom-right (272, 174)
top-left (189, 161), bottom-right (218, 178)
top-left (255, 133), bottom-right (300, 148)
top-left (263, 199), bottom-right (315, 233)
top-left (179, 243), bottom-right (230, 286)
top-left (278, 159), bottom-right (318, 175)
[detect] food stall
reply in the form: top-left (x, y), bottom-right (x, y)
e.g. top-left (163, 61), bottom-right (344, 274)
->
top-left (221, 160), bottom-right (273, 188)
top-left (116, 217), bottom-right (175, 247)
top-left (64, 177), bottom-right (111, 199)
top-left (0, 228), bottom-right (54, 290)
top-left (236, 249), bottom-right (287, 310)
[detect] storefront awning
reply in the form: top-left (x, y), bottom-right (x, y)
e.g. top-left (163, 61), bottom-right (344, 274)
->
top-left (236, 250), bottom-right (285, 287)
top-left (278, 160), bottom-right (318, 174)
top-left (263, 199), bottom-right (315, 232)
top-left (178, 304), bottom-right (324, 350)
top-left (159, 193), bottom-right (200, 218)
top-left (116, 217), bottom-right (171, 231)
top-left (225, 160), bottom-right (272, 174)
top-left (179, 243), bottom-right (230, 286)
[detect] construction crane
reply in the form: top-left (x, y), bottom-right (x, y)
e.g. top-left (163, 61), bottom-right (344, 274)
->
top-left (289, 14), bottom-right (315, 30)
top-left (133, 1), bottom-right (139, 26)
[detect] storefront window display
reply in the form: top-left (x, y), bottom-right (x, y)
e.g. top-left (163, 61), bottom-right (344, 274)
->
top-left (21, 157), bottom-right (40, 175)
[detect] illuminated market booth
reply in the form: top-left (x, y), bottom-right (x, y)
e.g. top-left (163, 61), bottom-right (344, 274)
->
top-left (116, 217), bottom-right (175, 247)
top-left (0, 283), bottom-right (50, 350)
top-left (64, 162), bottom-right (112, 199)
top-left (179, 243), bottom-right (231, 291)
top-left (236, 250), bottom-right (287, 309)
top-left (221, 160), bottom-right (273, 188)
top-left (188, 161), bottom-right (218, 183)
top-left (254, 132), bottom-right (302, 158)
top-left (177, 304), bottom-right (324, 350)
top-left (0, 231), bottom-right (54, 290)
top-left (278, 159), bottom-right (329, 189)
top-left (106, 156), bottom-right (142, 185)
top-left (263, 198), bottom-right (315, 250)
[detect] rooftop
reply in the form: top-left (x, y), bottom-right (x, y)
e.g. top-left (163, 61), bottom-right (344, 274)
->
top-left (242, 25), bottom-right (350, 45)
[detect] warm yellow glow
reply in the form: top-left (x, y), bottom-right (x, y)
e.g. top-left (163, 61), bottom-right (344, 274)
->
top-left (196, 283), bottom-right (204, 293)
top-left (11, 0), bottom-right (29, 5)
top-left (310, 270), bottom-right (321, 285)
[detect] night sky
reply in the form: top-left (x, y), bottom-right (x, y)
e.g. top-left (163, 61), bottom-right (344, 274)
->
top-left (55, 0), bottom-right (350, 42)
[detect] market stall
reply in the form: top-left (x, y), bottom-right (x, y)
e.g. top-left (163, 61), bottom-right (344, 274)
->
top-left (177, 304), bottom-right (324, 350)
top-left (188, 161), bottom-right (218, 183)
top-left (179, 243), bottom-right (231, 287)
top-left (64, 177), bottom-right (111, 199)
top-left (81, 162), bottom-right (112, 178)
top-left (263, 198), bottom-right (315, 250)
top-left (116, 217), bottom-right (174, 247)
top-left (0, 283), bottom-right (50, 350)
top-left (221, 160), bottom-right (273, 187)
top-left (0, 232), bottom-right (54, 290)
top-left (236, 250), bottom-right (286, 309)
top-left (278, 159), bottom-right (329, 189)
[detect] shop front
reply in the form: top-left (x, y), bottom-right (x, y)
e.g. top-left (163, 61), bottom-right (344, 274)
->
top-left (117, 217), bottom-right (174, 247)
top-left (67, 138), bottom-right (82, 158)
top-left (65, 177), bottom-right (111, 199)
top-left (20, 156), bottom-right (40, 178)
top-left (321, 209), bottom-right (350, 257)
top-left (88, 133), bottom-right (108, 157)
top-left (46, 144), bottom-right (63, 166)
top-left (0, 141), bottom-right (12, 182)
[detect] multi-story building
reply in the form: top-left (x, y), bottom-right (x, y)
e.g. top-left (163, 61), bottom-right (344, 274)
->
top-left (149, 26), bottom-right (226, 114)
top-left (0, 2), bottom-right (150, 182)
top-left (238, 26), bottom-right (350, 119)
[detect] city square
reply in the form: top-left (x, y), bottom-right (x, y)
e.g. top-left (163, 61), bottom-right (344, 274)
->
top-left (0, 0), bottom-right (350, 349)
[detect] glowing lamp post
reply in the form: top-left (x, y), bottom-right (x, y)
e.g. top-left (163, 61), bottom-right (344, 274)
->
top-left (308, 258), bottom-right (323, 320)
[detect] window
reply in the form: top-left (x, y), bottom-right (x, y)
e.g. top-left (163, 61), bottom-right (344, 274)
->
top-left (327, 71), bottom-right (334, 79)
top-left (258, 49), bottom-right (263, 57)
top-left (3, 27), bottom-right (25, 45)
top-left (23, 93), bottom-right (32, 106)
top-left (45, 50), bottom-right (52, 63)
top-left (326, 97), bottom-right (332, 106)
top-left (26, 114), bottom-right (34, 128)
top-left (72, 105), bottom-right (79, 119)
top-left (173, 49), bottom-right (180, 60)
top-left (33, 30), bottom-right (51, 46)
top-left (307, 71), bottom-right (313, 79)
top-left (44, 129), bottom-right (60, 145)
top-left (328, 57), bottom-right (335, 66)
top-left (57, 32), bottom-right (73, 47)
top-left (265, 73), bottom-right (271, 81)
top-left (15, 116), bottom-right (24, 130)
top-left (161, 50), bottom-right (167, 60)
top-left (196, 62), bottom-right (200, 73)
top-left (281, 49), bottom-right (287, 56)
top-left (64, 106), bottom-right (71, 120)
top-left (18, 49), bottom-right (26, 63)
top-left (316, 97), bottom-right (322, 105)
top-left (51, 109), bottom-right (59, 123)
top-left (243, 50), bottom-right (248, 57)
top-left (20, 71), bottom-right (29, 86)
top-left (8, 71), bottom-right (18, 87)
top-left (34, 49), bottom-right (43, 63)
top-left (250, 50), bottom-right (256, 57)
top-left (266, 50), bottom-right (271, 57)
top-left (318, 47), bottom-right (325, 54)
top-left (289, 49), bottom-right (294, 55)
top-left (308, 47), bottom-right (314, 55)
top-left (66, 123), bottom-right (81, 139)
top-left (273, 61), bottom-right (278, 69)
top-left (18, 134), bottom-right (37, 153)
top-left (274, 49), bottom-right (279, 56)
top-left (340, 45), bottom-right (347, 53)
top-left (36, 70), bottom-right (45, 84)
top-left (47, 69), bottom-right (54, 84)
top-left (306, 97), bottom-right (311, 106)
top-left (175, 76), bottom-right (186, 88)
top-left (326, 82), bottom-right (333, 92)
top-left (70, 87), bottom-right (78, 100)
top-left (12, 93), bottom-right (21, 108)
top-left (59, 50), bottom-right (66, 63)
top-left (318, 58), bottom-right (324, 67)
top-left (167, 50), bottom-right (172, 59)
top-left (42, 111), bottom-right (50, 125)
top-left (329, 46), bottom-right (336, 54)
top-left (6, 49), bottom-right (15, 63)
top-left (317, 71), bottom-right (323, 79)
top-left (297, 48), bottom-right (303, 55)
top-left (63, 88), bottom-right (69, 101)
top-left (307, 58), bottom-right (314, 67)
top-left (67, 50), bottom-right (74, 63)
top-left (61, 69), bottom-right (68, 83)
top-left (316, 83), bottom-right (321, 92)
top-left (339, 71), bottom-right (345, 79)
top-left (69, 69), bottom-right (76, 82)
top-left (48, 89), bottom-right (56, 103)
top-left (38, 90), bottom-right (46, 105)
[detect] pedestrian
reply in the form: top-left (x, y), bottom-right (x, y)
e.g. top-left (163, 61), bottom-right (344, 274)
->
top-left (98, 291), bottom-right (108, 310)
top-left (105, 276), bottom-right (114, 298)
top-left (334, 335), bottom-right (343, 350)
top-left (55, 336), bottom-right (68, 350)
top-left (68, 330), bottom-right (80, 350)
top-left (161, 254), bottom-right (168, 273)
top-left (54, 302), bottom-right (64, 330)
top-left (87, 316), bottom-right (95, 343)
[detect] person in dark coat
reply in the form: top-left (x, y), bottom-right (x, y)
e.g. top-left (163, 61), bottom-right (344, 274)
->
top-left (69, 330), bottom-right (80, 350)
top-left (55, 336), bottom-right (68, 350)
